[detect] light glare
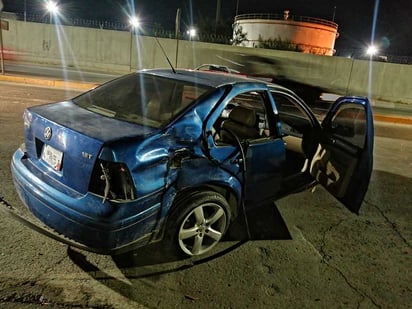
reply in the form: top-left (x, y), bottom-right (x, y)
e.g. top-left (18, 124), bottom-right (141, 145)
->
top-left (46, 1), bottom-right (59, 14)
top-left (366, 45), bottom-right (378, 56)
top-left (129, 16), bottom-right (140, 28)
top-left (188, 28), bottom-right (196, 37)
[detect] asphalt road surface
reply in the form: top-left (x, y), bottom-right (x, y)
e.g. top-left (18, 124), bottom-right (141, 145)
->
top-left (0, 82), bottom-right (411, 308)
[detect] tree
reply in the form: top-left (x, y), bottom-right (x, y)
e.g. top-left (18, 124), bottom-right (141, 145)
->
top-left (231, 25), bottom-right (248, 46)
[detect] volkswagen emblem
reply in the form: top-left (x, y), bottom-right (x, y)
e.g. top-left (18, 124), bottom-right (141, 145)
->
top-left (44, 127), bottom-right (52, 140)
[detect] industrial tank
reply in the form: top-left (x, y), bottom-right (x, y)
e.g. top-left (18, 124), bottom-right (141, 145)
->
top-left (233, 11), bottom-right (339, 56)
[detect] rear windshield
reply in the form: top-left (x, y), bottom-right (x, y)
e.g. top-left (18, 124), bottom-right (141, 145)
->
top-left (73, 73), bottom-right (212, 128)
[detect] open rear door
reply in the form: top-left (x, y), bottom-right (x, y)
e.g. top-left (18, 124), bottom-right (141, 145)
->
top-left (310, 96), bottom-right (374, 214)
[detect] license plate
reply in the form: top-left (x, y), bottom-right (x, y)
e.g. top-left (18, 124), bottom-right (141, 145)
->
top-left (41, 144), bottom-right (63, 171)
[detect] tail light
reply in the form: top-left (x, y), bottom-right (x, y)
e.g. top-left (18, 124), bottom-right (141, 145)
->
top-left (89, 159), bottom-right (136, 202)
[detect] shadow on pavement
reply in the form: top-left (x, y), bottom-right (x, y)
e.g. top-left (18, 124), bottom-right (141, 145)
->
top-left (65, 169), bottom-right (412, 307)
top-left (67, 201), bottom-right (291, 300)
top-left (228, 201), bottom-right (292, 241)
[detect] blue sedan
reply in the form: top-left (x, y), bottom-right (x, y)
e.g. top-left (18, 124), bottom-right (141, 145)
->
top-left (7, 69), bottom-right (374, 256)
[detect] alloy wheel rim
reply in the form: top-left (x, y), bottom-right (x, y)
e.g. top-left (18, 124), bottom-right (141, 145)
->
top-left (178, 202), bottom-right (227, 256)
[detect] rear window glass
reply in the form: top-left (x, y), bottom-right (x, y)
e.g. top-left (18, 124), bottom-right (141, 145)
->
top-left (73, 73), bottom-right (212, 128)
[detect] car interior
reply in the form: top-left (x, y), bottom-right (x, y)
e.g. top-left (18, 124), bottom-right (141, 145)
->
top-left (271, 93), bottom-right (318, 176)
top-left (213, 91), bottom-right (317, 184)
top-left (219, 106), bottom-right (262, 143)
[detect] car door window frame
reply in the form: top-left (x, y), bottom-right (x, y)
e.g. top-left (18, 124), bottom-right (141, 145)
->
top-left (211, 89), bottom-right (282, 146)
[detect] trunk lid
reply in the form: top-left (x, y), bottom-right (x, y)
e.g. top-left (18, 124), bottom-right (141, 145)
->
top-left (23, 101), bottom-right (158, 194)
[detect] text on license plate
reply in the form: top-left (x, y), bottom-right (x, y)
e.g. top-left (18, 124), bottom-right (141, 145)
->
top-left (41, 144), bottom-right (63, 171)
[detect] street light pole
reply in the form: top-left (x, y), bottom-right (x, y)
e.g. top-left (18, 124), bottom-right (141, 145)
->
top-left (0, 0), bottom-right (4, 75)
top-left (215, 0), bottom-right (221, 32)
top-left (175, 8), bottom-right (181, 68)
top-left (129, 30), bottom-right (133, 71)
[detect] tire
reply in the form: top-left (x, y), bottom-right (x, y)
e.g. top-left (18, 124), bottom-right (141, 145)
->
top-left (166, 190), bottom-right (231, 257)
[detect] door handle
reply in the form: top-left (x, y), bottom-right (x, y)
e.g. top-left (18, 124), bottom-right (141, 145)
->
top-left (230, 157), bottom-right (243, 164)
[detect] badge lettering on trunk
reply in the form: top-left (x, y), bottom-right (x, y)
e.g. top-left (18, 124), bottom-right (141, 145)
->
top-left (82, 152), bottom-right (93, 160)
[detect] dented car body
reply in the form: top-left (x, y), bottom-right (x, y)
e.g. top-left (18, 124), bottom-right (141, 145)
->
top-left (8, 69), bottom-right (374, 256)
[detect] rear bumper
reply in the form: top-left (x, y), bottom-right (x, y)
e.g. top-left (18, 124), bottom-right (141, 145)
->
top-left (9, 148), bottom-right (161, 255)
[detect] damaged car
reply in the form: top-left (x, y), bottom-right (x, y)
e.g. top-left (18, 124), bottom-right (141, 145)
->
top-left (6, 69), bottom-right (374, 256)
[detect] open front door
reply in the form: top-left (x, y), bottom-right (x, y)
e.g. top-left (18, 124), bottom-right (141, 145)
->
top-left (310, 97), bottom-right (374, 214)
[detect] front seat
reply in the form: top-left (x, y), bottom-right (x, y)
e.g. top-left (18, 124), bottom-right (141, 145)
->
top-left (220, 106), bottom-right (260, 143)
top-left (146, 94), bottom-right (161, 120)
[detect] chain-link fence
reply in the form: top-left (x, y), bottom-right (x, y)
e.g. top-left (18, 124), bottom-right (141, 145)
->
top-left (7, 11), bottom-right (232, 44)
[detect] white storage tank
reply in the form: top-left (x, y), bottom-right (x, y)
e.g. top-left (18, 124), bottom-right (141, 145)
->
top-left (233, 11), bottom-right (339, 56)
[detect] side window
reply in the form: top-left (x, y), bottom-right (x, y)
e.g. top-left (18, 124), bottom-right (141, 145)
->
top-left (330, 103), bottom-right (366, 148)
top-left (213, 91), bottom-right (270, 144)
top-left (272, 93), bottom-right (313, 138)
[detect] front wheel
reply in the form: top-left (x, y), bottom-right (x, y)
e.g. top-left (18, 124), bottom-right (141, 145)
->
top-left (167, 191), bottom-right (231, 257)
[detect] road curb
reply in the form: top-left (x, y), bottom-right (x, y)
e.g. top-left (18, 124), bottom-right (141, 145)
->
top-left (373, 114), bottom-right (412, 125)
top-left (0, 74), bottom-right (99, 91)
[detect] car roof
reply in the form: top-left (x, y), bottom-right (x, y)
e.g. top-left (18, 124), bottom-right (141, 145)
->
top-left (139, 68), bottom-right (252, 87)
top-left (139, 68), bottom-right (264, 87)
top-left (138, 68), bottom-right (298, 98)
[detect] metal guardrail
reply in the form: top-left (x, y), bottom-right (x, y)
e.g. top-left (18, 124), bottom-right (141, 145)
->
top-left (234, 13), bottom-right (338, 29)
top-left (336, 49), bottom-right (412, 65)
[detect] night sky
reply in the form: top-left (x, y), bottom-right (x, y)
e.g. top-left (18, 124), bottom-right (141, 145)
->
top-left (1, 0), bottom-right (411, 56)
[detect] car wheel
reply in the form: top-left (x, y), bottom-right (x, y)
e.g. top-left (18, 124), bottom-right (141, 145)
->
top-left (167, 191), bottom-right (231, 257)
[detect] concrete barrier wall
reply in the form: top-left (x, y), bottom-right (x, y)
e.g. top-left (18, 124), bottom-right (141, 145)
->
top-left (2, 19), bottom-right (411, 104)
top-left (3, 20), bottom-right (133, 71)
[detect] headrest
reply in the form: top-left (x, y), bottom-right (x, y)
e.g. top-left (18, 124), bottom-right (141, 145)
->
top-left (229, 106), bottom-right (256, 127)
